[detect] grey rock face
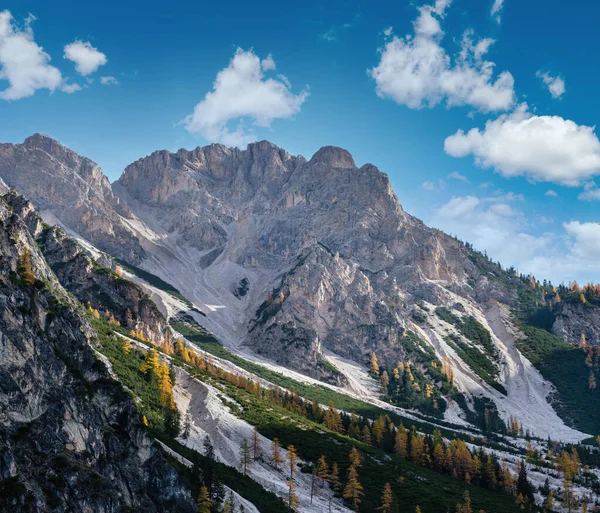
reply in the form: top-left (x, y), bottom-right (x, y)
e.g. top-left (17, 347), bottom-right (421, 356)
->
top-left (553, 302), bottom-right (600, 345)
top-left (2, 190), bottom-right (170, 345)
top-left (115, 141), bottom-right (509, 377)
top-left (0, 134), bottom-right (145, 263)
top-left (0, 198), bottom-right (194, 512)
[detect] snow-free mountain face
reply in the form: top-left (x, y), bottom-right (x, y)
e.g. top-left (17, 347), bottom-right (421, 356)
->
top-left (0, 134), bottom-right (145, 264)
top-left (0, 134), bottom-right (597, 441)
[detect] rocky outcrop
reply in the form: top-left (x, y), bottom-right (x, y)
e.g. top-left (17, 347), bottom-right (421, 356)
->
top-left (0, 134), bottom-right (145, 263)
top-left (2, 190), bottom-right (170, 345)
top-left (0, 196), bottom-right (194, 512)
top-left (553, 302), bottom-right (600, 345)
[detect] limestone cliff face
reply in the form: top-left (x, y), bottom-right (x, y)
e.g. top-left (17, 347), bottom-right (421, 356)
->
top-left (0, 134), bottom-right (145, 264)
top-left (0, 195), bottom-right (194, 512)
top-left (114, 142), bottom-right (511, 377)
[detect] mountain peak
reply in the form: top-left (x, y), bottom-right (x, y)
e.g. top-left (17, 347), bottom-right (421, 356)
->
top-left (309, 146), bottom-right (356, 168)
top-left (23, 132), bottom-right (63, 150)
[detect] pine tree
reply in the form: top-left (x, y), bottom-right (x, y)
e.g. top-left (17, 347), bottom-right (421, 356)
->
top-left (371, 353), bottom-right (380, 376)
top-left (455, 490), bottom-right (472, 513)
top-left (139, 349), bottom-right (160, 377)
top-left (287, 445), bottom-right (299, 480)
top-left (394, 424), bottom-right (408, 458)
top-left (380, 370), bottom-right (389, 388)
top-left (271, 438), bottom-right (284, 470)
top-left (516, 459), bottom-right (534, 504)
top-left (349, 446), bottom-right (361, 467)
top-left (287, 479), bottom-right (300, 512)
top-left (240, 439), bottom-right (252, 475)
top-left (17, 249), bottom-right (35, 286)
top-left (222, 493), bottom-right (234, 513)
top-left (183, 413), bottom-right (191, 439)
top-left (416, 507), bottom-right (422, 513)
top-left (589, 370), bottom-right (597, 391)
top-left (196, 486), bottom-right (212, 513)
top-left (377, 482), bottom-right (393, 513)
top-left (330, 462), bottom-right (342, 493)
top-left (156, 361), bottom-right (175, 408)
top-left (343, 465), bottom-right (364, 512)
top-left (316, 455), bottom-right (330, 484)
top-left (252, 427), bottom-right (262, 461)
top-left (362, 425), bottom-right (372, 445)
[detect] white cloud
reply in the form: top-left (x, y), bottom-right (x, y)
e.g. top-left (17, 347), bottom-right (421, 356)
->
top-left (63, 40), bottom-right (107, 76)
top-left (430, 195), bottom-right (600, 283)
top-left (422, 178), bottom-right (445, 191)
top-left (444, 103), bottom-right (600, 185)
top-left (545, 189), bottom-right (558, 197)
top-left (260, 55), bottom-right (275, 71)
top-left (369, 0), bottom-right (515, 113)
top-left (61, 82), bottom-right (82, 93)
top-left (431, 195), bottom-right (550, 268)
top-left (100, 75), bottom-right (118, 85)
top-left (536, 71), bottom-right (565, 99)
top-left (578, 188), bottom-right (600, 201)
top-left (491, 0), bottom-right (504, 23)
top-left (183, 48), bottom-right (309, 147)
top-left (0, 11), bottom-right (62, 100)
top-left (448, 171), bottom-right (470, 183)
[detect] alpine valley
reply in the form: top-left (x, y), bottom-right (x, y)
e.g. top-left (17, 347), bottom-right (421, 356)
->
top-left (1, 133), bottom-right (600, 513)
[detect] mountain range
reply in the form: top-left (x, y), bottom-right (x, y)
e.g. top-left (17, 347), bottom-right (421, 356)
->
top-left (1, 133), bottom-right (599, 512)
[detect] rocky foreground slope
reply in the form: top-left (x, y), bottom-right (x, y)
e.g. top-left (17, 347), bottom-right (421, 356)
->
top-left (0, 186), bottom-right (194, 512)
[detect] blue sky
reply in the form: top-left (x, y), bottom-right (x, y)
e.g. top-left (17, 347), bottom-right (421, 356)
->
top-left (2, 0), bottom-right (600, 284)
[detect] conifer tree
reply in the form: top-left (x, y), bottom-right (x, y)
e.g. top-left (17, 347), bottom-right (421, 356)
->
top-left (371, 353), bottom-right (380, 376)
top-left (18, 249), bottom-right (35, 286)
top-left (343, 465), bottom-right (364, 512)
top-left (240, 439), bottom-right (252, 475)
top-left (455, 490), bottom-right (472, 513)
top-left (589, 370), bottom-right (597, 390)
top-left (196, 486), bottom-right (212, 513)
top-left (330, 463), bottom-right (341, 493)
top-left (139, 349), bottom-right (160, 377)
top-left (394, 424), bottom-right (408, 458)
top-left (349, 446), bottom-right (361, 467)
top-left (316, 455), bottom-right (330, 485)
top-left (287, 479), bottom-right (300, 512)
top-left (362, 425), bottom-right (372, 445)
top-left (377, 482), bottom-right (393, 513)
top-left (271, 438), bottom-right (284, 470)
top-left (287, 445), bottom-right (299, 480)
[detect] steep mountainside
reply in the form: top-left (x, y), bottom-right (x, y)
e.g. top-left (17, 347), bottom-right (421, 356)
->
top-left (1, 134), bottom-right (598, 439)
top-left (0, 191), bottom-right (194, 512)
top-left (0, 134), bottom-right (145, 263)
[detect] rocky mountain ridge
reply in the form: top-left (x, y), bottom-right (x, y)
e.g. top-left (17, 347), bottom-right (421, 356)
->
top-left (1, 134), bottom-right (598, 439)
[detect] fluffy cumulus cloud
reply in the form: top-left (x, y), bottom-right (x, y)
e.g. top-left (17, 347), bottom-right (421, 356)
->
top-left (369, 0), bottom-right (515, 113)
top-left (444, 104), bottom-right (600, 185)
top-left (0, 11), bottom-right (63, 100)
top-left (183, 48), bottom-right (309, 147)
top-left (536, 71), bottom-right (565, 99)
top-left (429, 195), bottom-right (600, 283)
top-left (63, 41), bottom-right (107, 76)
